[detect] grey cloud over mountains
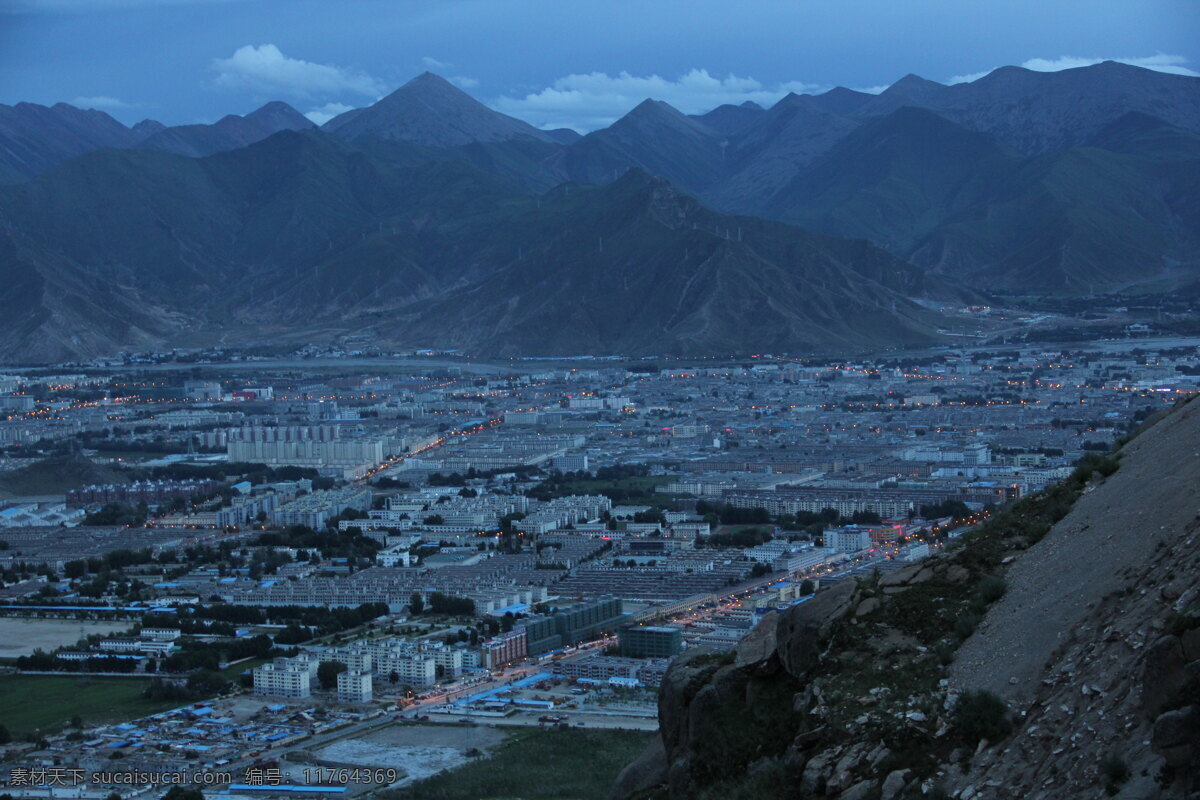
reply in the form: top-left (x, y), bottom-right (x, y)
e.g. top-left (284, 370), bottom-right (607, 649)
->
top-left (212, 44), bottom-right (386, 100)
top-left (491, 69), bottom-right (826, 131)
top-left (949, 52), bottom-right (1199, 84)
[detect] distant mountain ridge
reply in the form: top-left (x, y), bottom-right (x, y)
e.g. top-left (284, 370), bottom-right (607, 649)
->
top-left (0, 101), bottom-right (144, 178)
top-left (0, 130), bottom-right (954, 363)
top-left (1, 60), bottom-right (1199, 360)
top-left (138, 101), bottom-right (315, 158)
top-left (0, 99), bottom-right (315, 176)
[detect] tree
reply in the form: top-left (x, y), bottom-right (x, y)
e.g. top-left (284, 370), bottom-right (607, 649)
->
top-left (799, 579), bottom-right (816, 596)
top-left (162, 787), bottom-right (205, 800)
top-left (388, 670), bottom-right (399, 685)
top-left (0, 724), bottom-right (10, 745)
top-left (70, 714), bottom-right (82, 728)
top-left (423, 514), bottom-right (445, 525)
top-left (409, 593), bottom-right (425, 615)
top-left (317, 661), bottom-right (347, 690)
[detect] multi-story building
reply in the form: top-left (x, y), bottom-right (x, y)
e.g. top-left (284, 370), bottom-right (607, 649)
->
top-left (518, 596), bottom-right (624, 654)
top-left (253, 659), bottom-right (313, 698)
top-left (619, 625), bottom-right (683, 659)
top-left (271, 488), bottom-right (372, 529)
top-left (483, 629), bottom-right (527, 669)
top-left (317, 647), bottom-right (373, 674)
top-left (336, 670), bottom-right (373, 703)
top-left (827, 527), bottom-right (872, 553)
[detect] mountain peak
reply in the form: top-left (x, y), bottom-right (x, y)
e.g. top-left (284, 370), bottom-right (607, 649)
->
top-left (629, 98), bottom-right (685, 117)
top-left (130, 119), bottom-right (166, 140)
top-left (244, 101), bottom-right (314, 131)
top-left (322, 71), bottom-right (554, 146)
top-left (409, 71), bottom-right (456, 87)
top-left (889, 73), bottom-right (945, 92)
top-left (615, 99), bottom-right (708, 133)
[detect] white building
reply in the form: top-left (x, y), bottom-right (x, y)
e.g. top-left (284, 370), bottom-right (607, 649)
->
top-left (253, 659), bottom-right (313, 698)
top-left (828, 528), bottom-right (872, 553)
top-left (336, 670), bottom-right (373, 703)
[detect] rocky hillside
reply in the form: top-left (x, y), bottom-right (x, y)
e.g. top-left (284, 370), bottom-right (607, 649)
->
top-left (609, 396), bottom-right (1200, 800)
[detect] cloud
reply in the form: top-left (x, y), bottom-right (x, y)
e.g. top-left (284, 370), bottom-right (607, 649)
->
top-left (950, 52), bottom-right (1199, 84)
top-left (304, 101), bottom-right (355, 125)
top-left (852, 85), bottom-right (891, 96)
top-left (70, 95), bottom-right (134, 110)
top-left (450, 76), bottom-right (479, 89)
top-left (212, 44), bottom-right (386, 99)
top-left (4, 0), bottom-right (245, 11)
top-left (494, 69), bottom-right (824, 132)
top-left (421, 56), bottom-right (451, 70)
top-left (947, 70), bottom-right (991, 85)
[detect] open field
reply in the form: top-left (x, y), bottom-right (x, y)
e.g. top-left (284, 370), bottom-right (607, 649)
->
top-left (0, 674), bottom-right (181, 737)
top-left (382, 727), bottom-right (654, 800)
top-left (317, 724), bottom-right (509, 787)
top-left (0, 617), bottom-right (132, 658)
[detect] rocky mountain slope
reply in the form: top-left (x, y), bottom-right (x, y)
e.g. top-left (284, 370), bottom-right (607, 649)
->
top-left (609, 396), bottom-right (1200, 800)
top-left (0, 101), bottom-right (146, 178)
top-left (764, 108), bottom-right (1200, 294)
top-left (136, 101), bottom-right (315, 158)
top-left (375, 171), bottom-right (949, 357)
top-left (0, 133), bottom-right (953, 363)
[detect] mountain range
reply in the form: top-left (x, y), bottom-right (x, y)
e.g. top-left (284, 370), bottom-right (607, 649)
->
top-left (0, 128), bottom-right (949, 363)
top-left (0, 62), bottom-right (1198, 362)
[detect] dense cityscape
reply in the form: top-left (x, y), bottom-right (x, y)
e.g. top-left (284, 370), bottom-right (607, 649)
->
top-left (0, 330), bottom-right (1195, 796)
top-left (3, 1), bottom-right (1200, 798)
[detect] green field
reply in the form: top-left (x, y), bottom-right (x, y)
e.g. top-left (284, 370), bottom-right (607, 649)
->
top-left (548, 474), bottom-right (678, 505)
top-left (0, 674), bottom-right (183, 737)
top-left (384, 727), bottom-right (653, 800)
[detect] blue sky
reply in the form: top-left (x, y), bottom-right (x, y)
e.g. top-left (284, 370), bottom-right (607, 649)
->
top-left (2, 0), bottom-right (1198, 131)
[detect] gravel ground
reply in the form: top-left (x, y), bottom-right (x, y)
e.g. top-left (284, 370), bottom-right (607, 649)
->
top-left (940, 397), bottom-right (1200, 799)
top-left (951, 397), bottom-right (1200, 705)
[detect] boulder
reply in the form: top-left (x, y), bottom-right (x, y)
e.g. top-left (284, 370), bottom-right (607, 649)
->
top-left (658, 647), bottom-right (718, 759)
top-left (1141, 635), bottom-right (1187, 717)
top-left (946, 565), bottom-right (970, 583)
top-left (1180, 626), bottom-right (1200, 661)
top-left (776, 581), bottom-right (855, 679)
top-left (840, 779), bottom-right (878, 800)
top-left (855, 598), bottom-right (880, 618)
top-left (734, 611), bottom-right (779, 669)
top-left (881, 768), bottom-right (912, 800)
top-left (800, 748), bottom-right (836, 795)
top-left (1151, 705), bottom-right (1200, 767)
top-left (880, 565), bottom-right (920, 586)
top-left (606, 736), bottom-right (668, 800)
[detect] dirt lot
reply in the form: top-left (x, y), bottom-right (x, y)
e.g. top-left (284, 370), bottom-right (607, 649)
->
top-left (0, 617), bottom-right (131, 657)
top-left (315, 723), bottom-right (508, 787)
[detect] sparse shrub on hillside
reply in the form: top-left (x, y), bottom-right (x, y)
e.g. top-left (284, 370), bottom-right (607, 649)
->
top-left (1070, 452), bottom-right (1120, 485)
top-left (954, 612), bottom-right (981, 642)
top-left (969, 575), bottom-right (1008, 614)
top-left (953, 689), bottom-right (1011, 745)
top-left (1100, 753), bottom-right (1130, 795)
top-left (975, 575), bottom-right (1007, 603)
